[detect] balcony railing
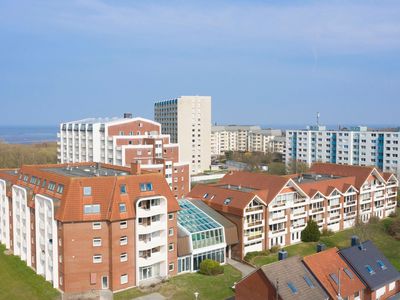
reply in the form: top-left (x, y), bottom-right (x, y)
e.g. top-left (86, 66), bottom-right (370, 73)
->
top-left (245, 206), bottom-right (263, 213)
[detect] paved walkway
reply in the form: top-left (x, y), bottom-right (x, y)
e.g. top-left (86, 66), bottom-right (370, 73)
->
top-left (134, 293), bottom-right (165, 300)
top-left (227, 258), bottom-right (255, 277)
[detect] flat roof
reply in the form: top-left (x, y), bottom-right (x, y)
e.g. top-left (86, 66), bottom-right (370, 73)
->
top-left (178, 199), bottom-right (222, 234)
top-left (293, 173), bottom-right (342, 184)
top-left (41, 165), bottom-right (129, 178)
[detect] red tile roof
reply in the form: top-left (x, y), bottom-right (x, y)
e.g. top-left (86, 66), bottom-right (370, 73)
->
top-left (303, 248), bottom-right (366, 299)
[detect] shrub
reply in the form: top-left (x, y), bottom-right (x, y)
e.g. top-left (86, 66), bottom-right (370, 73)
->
top-left (269, 245), bottom-right (280, 254)
top-left (321, 228), bottom-right (334, 237)
top-left (199, 259), bottom-right (224, 276)
top-left (244, 250), bottom-right (271, 262)
top-left (301, 220), bottom-right (320, 242)
top-left (387, 219), bottom-right (400, 241)
top-left (388, 211), bottom-right (398, 218)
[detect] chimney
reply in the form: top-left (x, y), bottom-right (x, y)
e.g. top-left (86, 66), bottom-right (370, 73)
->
top-left (123, 112), bottom-right (132, 119)
top-left (317, 243), bottom-right (326, 253)
top-left (278, 250), bottom-right (288, 261)
top-left (131, 162), bottom-right (141, 175)
top-left (351, 235), bottom-right (359, 247)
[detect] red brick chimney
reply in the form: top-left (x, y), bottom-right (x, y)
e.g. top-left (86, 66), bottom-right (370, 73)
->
top-left (131, 162), bottom-right (141, 175)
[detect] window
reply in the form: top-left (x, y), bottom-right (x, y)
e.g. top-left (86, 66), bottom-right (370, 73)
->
top-left (93, 255), bottom-right (102, 264)
top-left (169, 228), bottom-right (174, 236)
top-left (169, 263), bottom-right (174, 272)
top-left (168, 213), bottom-right (174, 220)
top-left (303, 275), bottom-right (315, 288)
top-left (83, 186), bottom-right (92, 196)
top-left (344, 268), bottom-right (353, 279)
top-left (84, 204), bottom-right (100, 214)
top-left (120, 184), bottom-right (127, 194)
top-left (48, 181), bottom-right (56, 191)
top-left (120, 253), bottom-right (128, 262)
top-left (93, 238), bottom-right (102, 247)
top-left (119, 203), bottom-right (127, 213)
top-left (120, 274), bottom-right (128, 285)
top-left (42, 179), bottom-right (47, 188)
top-left (92, 222), bottom-right (101, 230)
top-left (389, 281), bottom-right (396, 291)
top-left (59, 276), bottom-right (63, 286)
top-left (287, 282), bottom-right (298, 294)
top-left (120, 236), bottom-right (128, 245)
top-left (139, 182), bottom-right (153, 192)
top-left (168, 243), bottom-right (174, 252)
top-left (365, 265), bottom-right (375, 275)
top-left (377, 260), bottom-right (387, 270)
top-left (56, 184), bottom-right (64, 194)
top-left (120, 220), bottom-right (128, 229)
top-left (330, 273), bottom-right (339, 285)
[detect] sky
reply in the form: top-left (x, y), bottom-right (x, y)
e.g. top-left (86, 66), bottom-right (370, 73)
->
top-left (0, 0), bottom-right (400, 127)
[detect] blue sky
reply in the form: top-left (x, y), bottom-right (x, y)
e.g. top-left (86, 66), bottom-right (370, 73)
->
top-left (0, 0), bottom-right (399, 126)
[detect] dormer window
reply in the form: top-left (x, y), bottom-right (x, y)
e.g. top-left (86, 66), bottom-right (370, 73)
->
top-left (140, 183), bottom-right (153, 192)
top-left (120, 184), bottom-right (127, 194)
top-left (83, 186), bottom-right (92, 196)
top-left (224, 198), bottom-right (232, 205)
top-left (203, 193), bottom-right (208, 198)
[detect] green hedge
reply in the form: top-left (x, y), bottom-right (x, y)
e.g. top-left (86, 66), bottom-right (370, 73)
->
top-left (199, 259), bottom-right (224, 276)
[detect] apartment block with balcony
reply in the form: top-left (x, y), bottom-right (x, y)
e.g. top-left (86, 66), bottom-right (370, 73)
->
top-left (211, 125), bottom-right (284, 156)
top-left (58, 114), bottom-right (189, 199)
top-left (286, 125), bottom-right (400, 178)
top-left (186, 163), bottom-right (398, 260)
top-left (0, 162), bottom-right (180, 294)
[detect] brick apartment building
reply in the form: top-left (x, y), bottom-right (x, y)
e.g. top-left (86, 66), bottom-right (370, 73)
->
top-left (0, 162), bottom-right (180, 293)
top-left (58, 114), bottom-right (189, 199)
top-left (187, 163), bottom-right (398, 260)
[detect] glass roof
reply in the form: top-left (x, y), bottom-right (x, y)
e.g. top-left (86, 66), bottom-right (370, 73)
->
top-left (178, 199), bottom-right (222, 233)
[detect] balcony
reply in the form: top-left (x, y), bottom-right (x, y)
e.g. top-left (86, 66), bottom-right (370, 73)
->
top-left (269, 215), bottom-right (287, 225)
top-left (328, 204), bottom-right (341, 211)
top-left (138, 221), bottom-right (164, 234)
top-left (293, 198), bottom-right (307, 206)
top-left (309, 207), bottom-right (324, 215)
top-left (344, 211), bottom-right (356, 219)
top-left (137, 251), bottom-right (164, 266)
top-left (245, 220), bottom-right (264, 229)
top-left (361, 207), bottom-right (372, 214)
top-left (344, 201), bottom-right (356, 207)
top-left (328, 215), bottom-right (341, 222)
top-left (138, 236), bottom-right (163, 251)
top-left (268, 228), bottom-right (287, 238)
top-left (290, 211), bottom-right (306, 220)
top-left (245, 206), bottom-right (263, 214)
top-left (245, 233), bottom-right (264, 242)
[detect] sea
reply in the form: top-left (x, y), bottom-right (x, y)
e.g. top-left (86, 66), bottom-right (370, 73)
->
top-left (0, 126), bottom-right (58, 144)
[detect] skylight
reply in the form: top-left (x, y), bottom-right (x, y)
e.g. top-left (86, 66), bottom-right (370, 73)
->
top-left (330, 273), bottom-right (339, 285)
top-left (203, 193), bottom-right (208, 198)
top-left (223, 197), bottom-right (232, 205)
top-left (344, 268), bottom-right (353, 279)
top-left (365, 265), bottom-right (375, 275)
top-left (377, 260), bottom-right (387, 270)
top-left (303, 275), bottom-right (315, 288)
top-left (287, 282), bottom-right (298, 294)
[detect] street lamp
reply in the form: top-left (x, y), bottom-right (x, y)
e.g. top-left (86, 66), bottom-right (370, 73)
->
top-left (194, 292), bottom-right (199, 300)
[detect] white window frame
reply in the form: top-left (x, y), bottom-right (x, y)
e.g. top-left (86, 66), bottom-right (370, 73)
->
top-left (169, 228), bottom-right (174, 236)
top-left (120, 220), bottom-right (128, 229)
top-left (120, 236), bottom-right (128, 246)
top-left (168, 213), bottom-right (174, 220)
top-left (168, 243), bottom-right (174, 252)
top-left (120, 274), bottom-right (128, 285)
top-left (169, 262), bottom-right (174, 272)
top-left (93, 255), bottom-right (102, 264)
top-left (120, 253), bottom-right (128, 262)
top-left (92, 222), bottom-right (101, 230)
top-left (93, 238), bottom-right (102, 247)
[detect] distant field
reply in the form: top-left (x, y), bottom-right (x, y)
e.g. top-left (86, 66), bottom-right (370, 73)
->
top-left (0, 245), bottom-right (60, 300)
top-left (0, 142), bottom-right (57, 168)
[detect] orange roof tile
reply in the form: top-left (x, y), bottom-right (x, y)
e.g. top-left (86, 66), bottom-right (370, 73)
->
top-left (303, 248), bottom-right (366, 299)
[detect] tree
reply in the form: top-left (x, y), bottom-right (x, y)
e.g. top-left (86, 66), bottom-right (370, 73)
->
top-left (267, 162), bottom-right (286, 175)
top-left (199, 259), bottom-right (224, 275)
top-left (301, 219), bottom-right (320, 242)
top-left (387, 219), bottom-right (400, 240)
top-left (287, 159), bottom-right (310, 175)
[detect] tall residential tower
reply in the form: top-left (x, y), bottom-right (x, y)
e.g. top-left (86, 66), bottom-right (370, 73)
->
top-left (154, 96), bottom-right (211, 174)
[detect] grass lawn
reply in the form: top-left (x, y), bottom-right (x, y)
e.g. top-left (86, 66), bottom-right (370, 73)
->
top-left (252, 212), bottom-right (400, 270)
top-left (0, 245), bottom-right (60, 300)
top-left (115, 264), bottom-right (241, 300)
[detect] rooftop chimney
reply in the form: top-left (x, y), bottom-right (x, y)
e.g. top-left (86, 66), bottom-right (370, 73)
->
top-left (278, 250), bottom-right (288, 261)
top-left (123, 113), bottom-right (133, 119)
top-left (131, 162), bottom-right (141, 175)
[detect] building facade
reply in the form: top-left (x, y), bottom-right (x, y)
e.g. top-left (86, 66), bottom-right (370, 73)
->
top-left (0, 163), bottom-right (180, 293)
top-left (154, 96), bottom-right (212, 174)
top-left (57, 115), bottom-right (189, 199)
top-left (286, 125), bottom-right (400, 178)
top-left (187, 163), bottom-right (398, 260)
top-left (211, 125), bottom-right (284, 156)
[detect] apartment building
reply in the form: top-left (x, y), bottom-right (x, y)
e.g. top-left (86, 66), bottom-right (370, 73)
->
top-left (57, 114), bottom-right (189, 199)
top-left (154, 96), bottom-right (211, 174)
top-left (286, 125), bottom-right (400, 178)
top-left (211, 125), bottom-right (284, 156)
top-left (0, 162), bottom-right (180, 293)
top-left (186, 163), bottom-right (398, 259)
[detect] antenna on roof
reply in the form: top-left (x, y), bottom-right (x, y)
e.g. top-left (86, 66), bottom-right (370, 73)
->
top-left (275, 279), bottom-right (279, 300)
top-left (337, 268), bottom-right (342, 300)
top-left (316, 112), bottom-right (320, 126)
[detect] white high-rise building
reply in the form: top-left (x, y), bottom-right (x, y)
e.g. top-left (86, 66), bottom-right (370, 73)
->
top-left (211, 125), bottom-right (284, 156)
top-left (154, 96), bottom-right (211, 174)
top-left (286, 125), bottom-right (400, 178)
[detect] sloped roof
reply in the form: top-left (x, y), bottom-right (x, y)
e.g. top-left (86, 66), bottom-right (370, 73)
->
top-left (259, 256), bottom-right (328, 300)
top-left (1, 163), bottom-right (179, 222)
top-left (303, 247), bottom-right (366, 299)
top-left (186, 184), bottom-right (258, 216)
top-left (298, 177), bottom-right (357, 197)
top-left (339, 240), bottom-right (400, 291)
